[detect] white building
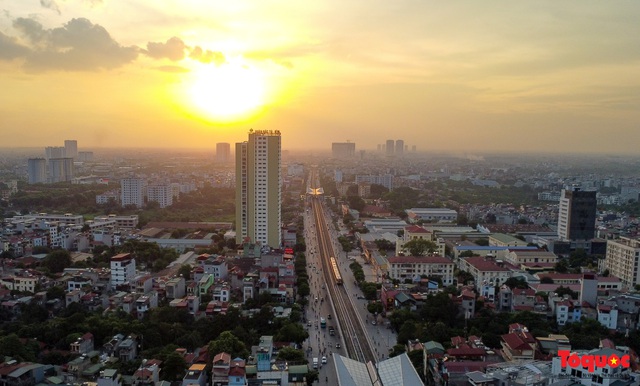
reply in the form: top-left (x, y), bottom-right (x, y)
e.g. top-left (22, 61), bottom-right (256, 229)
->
top-left (355, 174), bottom-right (394, 191)
top-left (387, 255), bottom-right (454, 285)
top-left (604, 237), bottom-right (640, 287)
top-left (147, 184), bottom-right (173, 208)
top-left (96, 190), bottom-right (120, 205)
top-left (551, 348), bottom-right (634, 386)
top-left (235, 130), bottom-right (282, 249)
top-left (28, 158), bottom-right (47, 184)
top-left (120, 178), bottom-right (144, 208)
top-left (405, 208), bottom-right (458, 223)
top-left (110, 253), bottom-right (136, 286)
top-left (64, 140), bottom-right (78, 159)
top-left (48, 157), bottom-right (74, 183)
top-left (459, 256), bottom-right (512, 294)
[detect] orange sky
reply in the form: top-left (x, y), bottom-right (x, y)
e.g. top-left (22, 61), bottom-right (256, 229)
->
top-left (1, 1), bottom-right (639, 154)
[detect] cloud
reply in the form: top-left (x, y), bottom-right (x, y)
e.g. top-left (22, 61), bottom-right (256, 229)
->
top-left (0, 32), bottom-right (30, 60)
top-left (145, 36), bottom-right (186, 61)
top-left (155, 65), bottom-right (190, 73)
top-left (8, 17), bottom-right (138, 71)
top-left (40, 0), bottom-right (61, 15)
top-left (189, 46), bottom-right (225, 65)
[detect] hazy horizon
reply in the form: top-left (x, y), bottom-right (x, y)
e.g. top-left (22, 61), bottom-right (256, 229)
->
top-left (1, 1), bottom-right (639, 154)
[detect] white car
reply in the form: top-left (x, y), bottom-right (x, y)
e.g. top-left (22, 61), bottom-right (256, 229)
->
top-left (321, 356), bottom-right (327, 364)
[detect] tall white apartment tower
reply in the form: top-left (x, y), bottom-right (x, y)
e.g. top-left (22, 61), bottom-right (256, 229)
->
top-left (27, 158), bottom-right (47, 184)
top-left (48, 158), bottom-right (74, 183)
top-left (216, 142), bottom-right (231, 163)
top-left (64, 140), bottom-right (78, 159)
top-left (236, 129), bottom-right (282, 249)
top-left (45, 146), bottom-right (65, 160)
top-left (121, 178), bottom-right (144, 208)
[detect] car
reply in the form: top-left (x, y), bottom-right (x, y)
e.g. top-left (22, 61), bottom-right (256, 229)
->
top-left (322, 356), bottom-right (327, 364)
top-left (307, 321), bottom-right (312, 326)
top-left (336, 343), bottom-right (341, 349)
top-left (371, 320), bottom-right (377, 325)
top-left (327, 314), bottom-right (332, 320)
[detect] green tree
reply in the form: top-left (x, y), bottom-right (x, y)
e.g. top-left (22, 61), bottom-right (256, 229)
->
top-left (403, 239), bottom-right (437, 256)
top-left (369, 184), bottom-right (389, 198)
top-left (208, 331), bottom-right (250, 359)
top-left (554, 259), bottom-right (569, 273)
top-left (503, 277), bottom-right (528, 289)
top-left (275, 322), bottom-right (309, 345)
top-left (367, 301), bottom-right (384, 315)
top-left (276, 347), bottom-right (306, 362)
top-left (347, 195), bottom-right (366, 211)
top-left (47, 285), bottom-right (66, 300)
top-left (177, 264), bottom-right (192, 281)
top-left (375, 239), bottom-right (395, 252)
top-left (42, 249), bottom-right (72, 273)
top-left (161, 351), bottom-right (187, 381)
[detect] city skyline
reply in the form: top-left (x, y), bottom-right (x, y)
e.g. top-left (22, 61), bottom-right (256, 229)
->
top-left (1, 1), bottom-right (639, 154)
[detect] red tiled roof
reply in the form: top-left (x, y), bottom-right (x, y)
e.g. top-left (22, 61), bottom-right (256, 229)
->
top-left (213, 352), bottom-right (231, 365)
top-left (446, 347), bottom-right (486, 357)
top-left (388, 256), bottom-right (451, 264)
top-left (465, 257), bottom-right (510, 272)
top-left (501, 333), bottom-right (530, 351)
top-left (405, 225), bottom-right (430, 234)
top-left (451, 336), bottom-right (465, 347)
top-left (513, 288), bottom-right (536, 296)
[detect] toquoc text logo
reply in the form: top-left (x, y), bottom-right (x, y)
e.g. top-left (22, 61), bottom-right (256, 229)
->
top-left (558, 350), bottom-right (630, 373)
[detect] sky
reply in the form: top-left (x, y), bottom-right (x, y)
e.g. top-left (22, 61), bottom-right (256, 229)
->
top-left (1, 1), bottom-right (639, 154)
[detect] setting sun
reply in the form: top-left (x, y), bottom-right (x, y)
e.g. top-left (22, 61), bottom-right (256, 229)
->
top-left (188, 61), bottom-right (267, 122)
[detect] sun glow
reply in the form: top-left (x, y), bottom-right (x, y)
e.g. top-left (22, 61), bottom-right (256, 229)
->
top-left (188, 60), bottom-right (267, 122)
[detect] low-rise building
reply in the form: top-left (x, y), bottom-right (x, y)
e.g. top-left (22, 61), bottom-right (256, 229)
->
top-left (387, 255), bottom-right (454, 285)
top-left (458, 256), bottom-right (512, 295)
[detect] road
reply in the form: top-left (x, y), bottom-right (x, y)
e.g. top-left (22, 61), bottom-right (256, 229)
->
top-left (301, 169), bottom-right (398, 384)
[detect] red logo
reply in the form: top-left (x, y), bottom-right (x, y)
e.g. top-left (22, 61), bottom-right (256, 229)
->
top-left (558, 350), bottom-right (630, 373)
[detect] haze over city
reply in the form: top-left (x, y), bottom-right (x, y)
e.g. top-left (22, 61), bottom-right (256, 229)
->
top-left (1, 1), bottom-right (639, 154)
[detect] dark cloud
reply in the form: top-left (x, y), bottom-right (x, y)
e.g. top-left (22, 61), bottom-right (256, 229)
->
top-left (2, 17), bottom-right (227, 72)
top-left (0, 32), bottom-right (30, 60)
top-left (189, 46), bottom-right (225, 65)
top-left (145, 37), bottom-right (186, 61)
top-left (155, 65), bottom-right (190, 73)
top-left (8, 17), bottom-right (138, 72)
top-left (40, 0), bottom-right (61, 15)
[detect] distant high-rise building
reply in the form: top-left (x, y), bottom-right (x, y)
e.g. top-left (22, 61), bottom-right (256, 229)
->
top-left (27, 158), bottom-right (47, 184)
top-left (64, 140), bottom-right (78, 159)
top-left (377, 144), bottom-right (382, 152)
top-left (386, 139), bottom-right (395, 156)
top-left (557, 187), bottom-right (597, 241)
top-left (236, 129), bottom-right (282, 249)
top-left (121, 178), bottom-right (144, 208)
top-left (45, 146), bottom-right (65, 160)
top-left (147, 184), bottom-right (173, 208)
top-left (355, 174), bottom-right (394, 191)
top-left (216, 142), bottom-right (231, 163)
top-left (331, 142), bottom-right (356, 158)
top-left (48, 157), bottom-right (74, 183)
top-left (395, 140), bottom-right (404, 156)
top-left (78, 151), bottom-right (94, 162)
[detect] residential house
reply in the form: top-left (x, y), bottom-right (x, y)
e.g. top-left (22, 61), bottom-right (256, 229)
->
top-left (500, 323), bottom-right (536, 361)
